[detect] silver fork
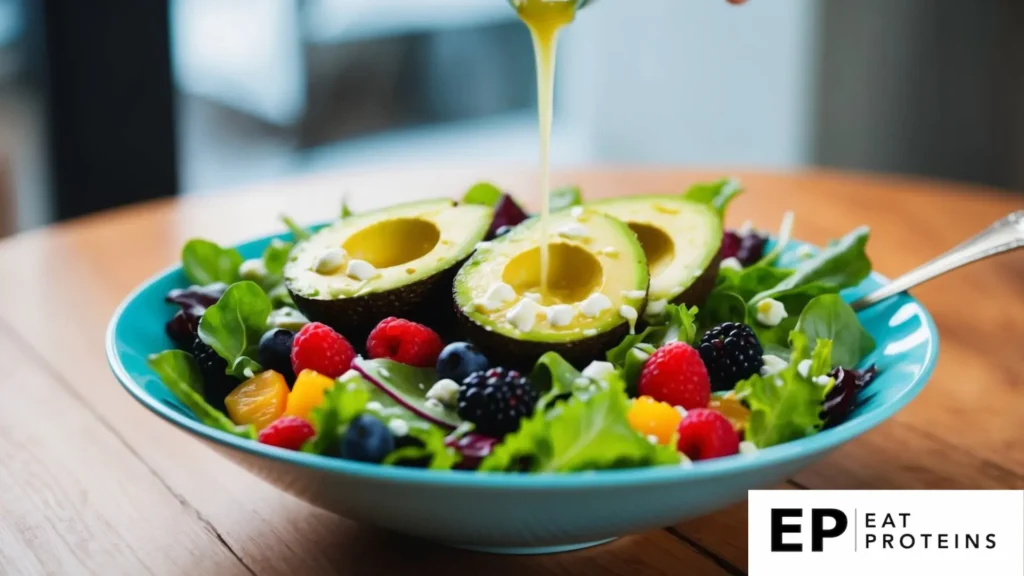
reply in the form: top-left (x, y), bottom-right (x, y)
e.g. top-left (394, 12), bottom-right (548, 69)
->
top-left (852, 211), bottom-right (1024, 311)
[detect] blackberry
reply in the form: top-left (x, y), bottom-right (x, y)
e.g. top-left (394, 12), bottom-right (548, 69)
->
top-left (457, 368), bottom-right (538, 438)
top-left (698, 322), bottom-right (764, 392)
top-left (191, 337), bottom-right (239, 412)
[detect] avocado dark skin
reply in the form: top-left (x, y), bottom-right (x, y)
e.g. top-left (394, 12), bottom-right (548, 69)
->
top-left (673, 248), bottom-right (722, 308)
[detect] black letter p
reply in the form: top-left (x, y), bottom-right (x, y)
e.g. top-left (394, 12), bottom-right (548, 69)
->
top-left (811, 509), bottom-right (848, 552)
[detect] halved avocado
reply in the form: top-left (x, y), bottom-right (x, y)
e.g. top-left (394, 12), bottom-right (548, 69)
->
top-left (285, 199), bottom-right (492, 343)
top-left (589, 196), bottom-right (722, 311)
top-left (454, 209), bottom-right (648, 369)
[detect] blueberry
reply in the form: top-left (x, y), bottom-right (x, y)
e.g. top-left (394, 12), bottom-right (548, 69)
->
top-left (436, 342), bottom-right (489, 384)
top-left (258, 329), bottom-right (295, 383)
top-left (340, 415), bottom-right (395, 463)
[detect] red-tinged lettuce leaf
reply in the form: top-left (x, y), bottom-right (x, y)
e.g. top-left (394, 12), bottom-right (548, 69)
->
top-left (479, 376), bottom-right (681, 473)
top-left (735, 332), bottom-right (834, 448)
top-left (353, 358), bottom-right (461, 429)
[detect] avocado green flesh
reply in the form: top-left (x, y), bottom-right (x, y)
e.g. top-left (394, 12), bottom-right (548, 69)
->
top-left (284, 199), bottom-right (492, 342)
top-left (589, 196), bottom-right (722, 308)
top-left (454, 209), bottom-right (647, 368)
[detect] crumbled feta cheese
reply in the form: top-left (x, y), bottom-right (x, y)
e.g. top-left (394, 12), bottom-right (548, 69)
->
top-left (619, 304), bottom-right (638, 325)
top-left (719, 257), bottom-right (743, 271)
top-left (573, 377), bottom-right (591, 389)
top-left (579, 293), bottom-right (613, 318)
top-left (424, 398), bottom-right (444, 411)
top-left (475, 282), bottom-right (517, 312)
top-left (475, 241), bottom-right (493, 251)
top-left (796, 359), bottom-right (812, 378)
top-left (366, 401), bottom-right (383, 412)
top-left (621, 289), bottom-right (647, 299)
top-left (379, 368), bottom-right (391, 379)
top-left (239, 258), bottom-right (267, 280)
top-left (506, 297), bottom-right (542, 332)
top-left (555, 222), bottom-right (589, 239)
top-left (646, 434), bottom-right (660, 445)
top-left (760, 354), bottom-right (788, 377)
top-left (387, 419), bottom-right (409, 437)
top-left (242, 366), bottom-right (255, 379)
top-left (674, 405), bottom-right (688, 418)
top-left (739, 441), bottom-right (759, 456)
top-left (583, 328), bottom-right (598, 337)
top-left (813, 375), bottom-right (833, 387)
top-left (425, 378), bottom-right (461, 407)
top-left (755, 298), bottom-right (788, 327)
top-left (582, 361), bottom-right (617, 382)
top-left (546, 304), bottom-right (576, 327)
top-left (346, 259), bottom-right (379, 281)
top-left (599, 246), bottom-right (619, 257)
top-left (313, 248), bottom-right (347, 274)
top-left (570, 206), bottom-right (585, 219)
top-left (523, 292), bottom-right (542, 302)
top-left (645, 299), bottom-right (668, 317)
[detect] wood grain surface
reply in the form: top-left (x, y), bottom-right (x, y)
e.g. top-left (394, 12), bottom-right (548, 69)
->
top-left (0, 169), bottom-right (1021, 575)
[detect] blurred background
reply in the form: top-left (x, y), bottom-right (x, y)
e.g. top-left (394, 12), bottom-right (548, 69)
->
top-left (0, 0), bottom-right (1022, 237)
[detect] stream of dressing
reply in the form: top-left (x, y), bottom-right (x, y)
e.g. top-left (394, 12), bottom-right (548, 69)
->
top-left (516, 0), bottom-right (577, 300)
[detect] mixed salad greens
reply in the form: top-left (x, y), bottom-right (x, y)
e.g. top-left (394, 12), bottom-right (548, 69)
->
top-left (148, 179), bottom-right (878, 472)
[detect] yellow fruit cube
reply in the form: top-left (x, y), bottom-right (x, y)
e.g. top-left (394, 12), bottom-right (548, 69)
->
top-left (225, 370), bottom-right (289, 431)
top-left (284, 369), bottom-right (337, 420)
top-left (627, 396), bottom-right (683, 445)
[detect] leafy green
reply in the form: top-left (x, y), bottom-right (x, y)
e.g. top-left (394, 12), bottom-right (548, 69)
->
top-left (480, 377), bottom-right (681, 472)
top-left (654, 305), bottom-right (698, 347)
top-left (550, 185), bottom-right (583, 210)
top-left (698, 290), bottom-right (748, 333)
top-left (383, 424), bottom-right (461, 470)
top-left (603, 304), bottom-right (696, 393)
top-left (735, 332), bottom-right (834, 448)
top-left (532, 351), bottom-right (585, 410)
top-left (280, 214), bottom-right (311, 241)
top-left (198, 281), bottom-right (271, 378)
top-left (795, 294), bottom-right (875, 369)
top-left (622, 343), bottom-right (656, 397)
top-left (182, 239), bottom-right (243, 286)
top-left (340, 193), bottom-right (353, 218)
top-left (751, 226), bottom-right (871, 304)
top-left (683, 178), bottom-right (743, 216)
top-left (809, 338), bottom-right (834, 378)
top-left (303, 370), bottom-right (371, 455)
top-left (267, 284), bottom-right (294, 309)
top-left (353, 358), bottom-right (461, 428)
top-left (262, 239), bottom-right (293, 279)
top-left (717, 266), bottom-right (794, 303)
top-left (754, 211), bottom-right (794, 268)
top-left (461, 182), bottom-right (504, 207)
top-left (147, 350), bottom-right (255, 439)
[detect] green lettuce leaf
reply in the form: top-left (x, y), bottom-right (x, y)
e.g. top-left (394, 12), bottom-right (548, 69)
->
top-left (735, 332), bottom-right (833, 448)
top-left (198, 281), bottom-right (271, 378)
top-left (383, 424), bottom-right (461, 470)
top-left (303, 370), bottom-right (371, 455)
top-left (461, 182), bottom-right (504, 207)
top-left (698, 290), bottom-right (748, 335)
top-left (751, 226), bottom-right (871, 305)
top-left (480, 377), bottom-right (681, 472)
top-left (550, 185), bottom-right (583, 210)
top-left (147, 350), bottom-right (256, 439)
top-left (532, 351), bottom-right (585, 410)
top-left (717, 266), bottom-right (794, 303)
top-left (795, 294), bottom-right (875, 369)
top-left (262, 238), bottom-right (293, 279)
top-left (622, 343), bottom-right (656, 397)
top-left (182, 239), bottom-right (243, 286)
top-left (340, 193), bottom-right (353, 218)
top-left (683, 178), bottom-right (743, 216)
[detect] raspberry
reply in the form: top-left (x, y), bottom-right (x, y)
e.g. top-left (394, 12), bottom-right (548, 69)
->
top-left (699, 322), bottom-right (764, 392)
top-left (290, 322), bottom-right (356, 379)
top-left (366, 317), bottom-right (444, 368)
top-left (676, 408), bottom-right (739, 461)
top-left (457, 368), bottom-right (538, 437)
top-left (638, 342), bottom-right (710, 410)
top-left (257, 416), bottom-right (316, 450)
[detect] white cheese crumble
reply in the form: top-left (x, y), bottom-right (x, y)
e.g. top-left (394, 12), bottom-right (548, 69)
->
top-left (346, 259), bottom-right (379, 281)
top-left (579, 293), bottom-right (613, 318)
top-left (739, 441), bottom-right (759, 456)
top-left (796, 359), bottom-right (812, 378)
top-left (719, 257), bottom-right (743, 271)
top-left (523, 292), bottom-right (542, 302)
top-left (546, 304), bottom-right (576, 327)
top-left (583, 328), bottom-right (598, 337)
top-left (581, 361), bottom-right (617, 383)
top-left (645, 299), bottom-right (668, 318)
top-left (313, 248), bottom-right (347, 274)
top-left (506, 297), bottom-right (543, 332)
top-left (475, 241), bottom-right (493, 251)
top-left (239, 258), bottom-right (267, 280)
top-left (573, 377), bottom-right (591, 389)
top-left (425, 379), bottom-right (460, 407)
top-left (424, 398), bottom-right (445, 412)
top-left (474, 282), bottom-right (517, 312)
top-left (646, 434), bottom-right (660, 445)
top-left (379, 368), bottom-right (391, 379)
top-left (619, 304), bottom-right (638, 329)
top-left (813, 375), bottom-right (833, 387)
top-left (242, 366), bottom-right (255, 379)
top-left (387, 419), bottom-right (410, 437)
top-left (555, 222), bottom-right (590, 240)
top-left (755, 298), bottom-right (788, 327)
top-left (366, 401), bottom-right (383, 412)
top-left (570, 206), bottom-right (585, 219)
top-left (674, 405), bottom-right (688, 418)
top-left (760, 354), bottom-right (788, 377)
top-left (621, 289), bottom-right (647, 299)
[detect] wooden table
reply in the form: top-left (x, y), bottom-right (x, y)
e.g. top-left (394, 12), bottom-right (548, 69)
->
top-left (0, 169), bottom-right (1021, 575)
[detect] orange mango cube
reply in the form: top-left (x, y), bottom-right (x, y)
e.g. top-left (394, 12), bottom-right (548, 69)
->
top-left (284, 369), bottom-right (337, 421)
top-left (225, 370), bottom-right (289, 431)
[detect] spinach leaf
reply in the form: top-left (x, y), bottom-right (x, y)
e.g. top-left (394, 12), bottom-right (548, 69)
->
top-left (699, 290), bottom-right (748, 332)
top-left (795, 294), bottom-right (875, 369)
top-left (461, 182), bottom-right (504, 207)
top-left (262, 238), bottom-right (293, 279)
top-left (683, 178), bottom-right (743, 216)
top-left (182, 239), bottom-right (243, 286)
top-left (198, 281), bottom-right (271, 379)
top-left (751, 226), bottom-right (871, 304)
top-left (147, 350), bottom-right (255, 439)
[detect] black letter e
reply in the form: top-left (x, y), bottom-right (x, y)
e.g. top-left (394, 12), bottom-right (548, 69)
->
top-left (771, 509), bottom-right (803, 552)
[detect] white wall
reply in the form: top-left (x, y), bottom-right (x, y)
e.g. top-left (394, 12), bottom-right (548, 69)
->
top-left (558, 0), bottom-right (819, 168)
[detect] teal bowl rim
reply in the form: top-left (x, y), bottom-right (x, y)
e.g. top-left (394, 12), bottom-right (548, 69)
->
top-left (107, 260), bottom-right (938, 490)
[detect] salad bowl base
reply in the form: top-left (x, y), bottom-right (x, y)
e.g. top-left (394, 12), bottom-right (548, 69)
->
top-left (449, 538), bottom-right (616, 555)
